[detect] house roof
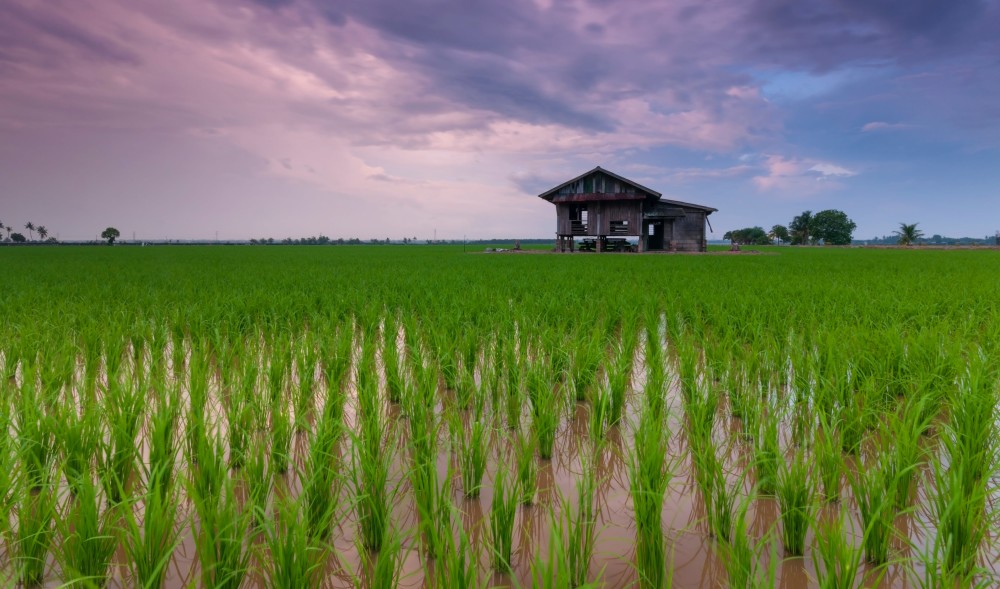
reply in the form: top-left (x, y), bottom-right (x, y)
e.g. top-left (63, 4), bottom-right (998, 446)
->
top-left (537, 166), bottom-right (661, 200)
top-left (537, 166), bottom-right (717, 214)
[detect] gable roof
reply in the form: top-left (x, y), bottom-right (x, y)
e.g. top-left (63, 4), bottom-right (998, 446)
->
top-left (537, 166), bottom-right (661, 200)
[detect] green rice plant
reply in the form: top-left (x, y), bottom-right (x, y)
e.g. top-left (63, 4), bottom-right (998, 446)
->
top-left (851, 452), bottom-right (898, 566)
top-left (503, 338), bottom-right (524, 430)
top-left (564, 449), bottom-right (599, 587)
top-left (243, 435), bottom-right (273, 529)
top-left (434, 509), bottom-right (485, 589)
top-left (146, 387), bottom-right (179, 504)
top-left (452, 411), bottom-right (489, 497)
top-left (300, 416), bottom-right (342, 540)
top-left (349, 408), bottom-right (395, 551)
top-left (813, 419), bottom-right (843, 503)
top-left (188, 444), bottom-right (252, 589)
top-left (259, 494), bottom-right (327, 589)
top-left (606, 343), bottom-right (632, 427)
top-left (14, 483), bottom-right (57, 586)
top-left (269, 396), bottom-right (292, 475)
top-left (885, 396), bottom-right (930, 512)
top-left (530, 510), bottom-right (571, 589)
top-left (516, 425), bottom-right (538, 505)
top-left (59, 397), bottom-right (100, 495)
top-left (534, 388), bottom-right (560, 460)
top-left (719, 491), bottom-right (778, 589)
top-left (629, 408), bottom-right (673, 589)
top-left (706, 453), bottom-right (738, 543)
top-left (14, 368), bottom-right (56, 491)
top-left (382, 316), bottom-right (407, 405)
top-left (408, 450), bottom-right (452, 560)
top-left (813, 508), bottom-right (867, 589)
top-left (752, 404), bottom-right (780, 496)
top-left (775, 448), bottom-right (814, 556)
top-left (56, 476), bottom-right (119, 589)
top-left (924, 408), bottom-right (997, 582)
top-left (489, 464), bottom-right (518, 571)
top-left (571, 334), bottom-right (603, 403)
top-left (588, 384), bottom-right (612, 442)
top-left (357, 522), bottom-right (407, 589)
top-left (122, 461), bottom-right (181, 589)
top-left (224, 384), bottom-right (252, 470)
top-left (98, 373), bottom-right (145, 504)
top-left (293, 338), bottom-right (318, 430)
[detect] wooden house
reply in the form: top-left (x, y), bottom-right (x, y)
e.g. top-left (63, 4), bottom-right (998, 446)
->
top-left (537, 167), bottom-right (717, 252)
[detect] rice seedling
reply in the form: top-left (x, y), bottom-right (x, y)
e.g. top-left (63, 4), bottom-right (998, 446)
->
top-left (489, 464), bottom-right (518, 571)
top-left (301, 416), bottom-right (342, 541)
top-left (629, 408), bottom-right (673, 589)
top-left (813, 416), bottom-right (843, 503)
top-left (243, 435), bottom-right (273, 529)
top-left (720, 491), bottom-right (778, 589)
top-left (563, 448), bottom-right (599, 587)
top-left (775, 448), bottom-right (814, 556)
top-left (56, 476), bottom-right (119, 589)
top-left (269, 395), bottom-right (293, 475)
top-left (606, 343), bottom-right (632, 427)
top-left (813, 507), bottom-right (868, 589)
top-left (259, 493), bottom-right (327, 589)
top-left (357, 522), bottom-right (407, 589)
top-left (434, 509), bottom-right (485, 589)
top-left (534, 388), bottom-right (560, 460)
top-left (122, 461), bottom-right (181, 589)
top-left (349, 402), bottom-right (395, 552)
top-left (453, 410), bottom-right (489, 498)
top-left (752, 403), bottom-right (780, 496)
top-left (515, 425), bottom-right (538, 505)
top-left (14, 482), bottom-right (57, 586)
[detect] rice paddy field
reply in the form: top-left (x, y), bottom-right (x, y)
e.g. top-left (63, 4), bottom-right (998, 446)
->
top-left (1, 245), bottom-right (998, 588)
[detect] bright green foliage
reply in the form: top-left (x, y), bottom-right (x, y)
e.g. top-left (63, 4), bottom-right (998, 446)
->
top-left (0, 244), bottom-right (997, 586)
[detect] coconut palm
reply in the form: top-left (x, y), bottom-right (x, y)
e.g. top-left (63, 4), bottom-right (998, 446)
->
top-left (893, 223), bottom-right (923, 246)
top-left (25, 221), bottom-right (35, 241)
top-left (37, 226), bottom-right (48, 241)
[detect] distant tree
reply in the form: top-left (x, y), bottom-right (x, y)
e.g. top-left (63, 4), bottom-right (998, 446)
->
top-left (723, 226), bottom-right (771, 245)
top-left (37, 226), bottom-right (48, 241)
top-left (893, 223), bottom-right (924, 246)
top-left (769, 224), bottom-right (790, 244)
top-left (25, 222), bottom-right (35, 241)
top-left (4, 225), bottom-right (10, 239)
top-left (789, 211), bottom-right (815, 245)
top-left (100, 227), bottom-right (120, 245)
top-left (813, 210), bottom-right (857, 245)
top-left (10, 232), bottom-right (26, 243)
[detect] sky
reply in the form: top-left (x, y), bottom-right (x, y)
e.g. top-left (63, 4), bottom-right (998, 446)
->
top-left (1, 0), bottom-right (999, 241)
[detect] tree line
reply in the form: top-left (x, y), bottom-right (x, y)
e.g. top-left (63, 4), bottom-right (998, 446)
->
top-left (724, 209), bottom-right (857, 246)
top-left (0, 219), bottom-right (55, 243)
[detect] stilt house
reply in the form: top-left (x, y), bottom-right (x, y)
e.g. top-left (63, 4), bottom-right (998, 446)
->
top-left (538, 167), bottom-right (717, 252)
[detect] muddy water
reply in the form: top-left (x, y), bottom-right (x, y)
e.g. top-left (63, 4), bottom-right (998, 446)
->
top-left (3, 333), bottom-right (999, 589)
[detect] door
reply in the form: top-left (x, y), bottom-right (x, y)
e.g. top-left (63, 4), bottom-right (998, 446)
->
top-left (647, 222), bottom-right (664, 250)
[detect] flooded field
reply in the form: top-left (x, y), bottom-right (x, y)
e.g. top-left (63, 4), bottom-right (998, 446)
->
top-left (0, 245), bottom-right (998, 588)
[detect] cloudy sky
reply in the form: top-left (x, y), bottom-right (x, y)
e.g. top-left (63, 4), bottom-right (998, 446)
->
top-left (2, 0), bottom-right (998, 241)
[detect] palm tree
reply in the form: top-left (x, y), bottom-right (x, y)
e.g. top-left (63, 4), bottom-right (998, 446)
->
top-left (25, 221), bottom-right (35, 241)
top-left (893, 222), bottom-right (923, 246)
top-left (37, 226), bottom-right (48, 241)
